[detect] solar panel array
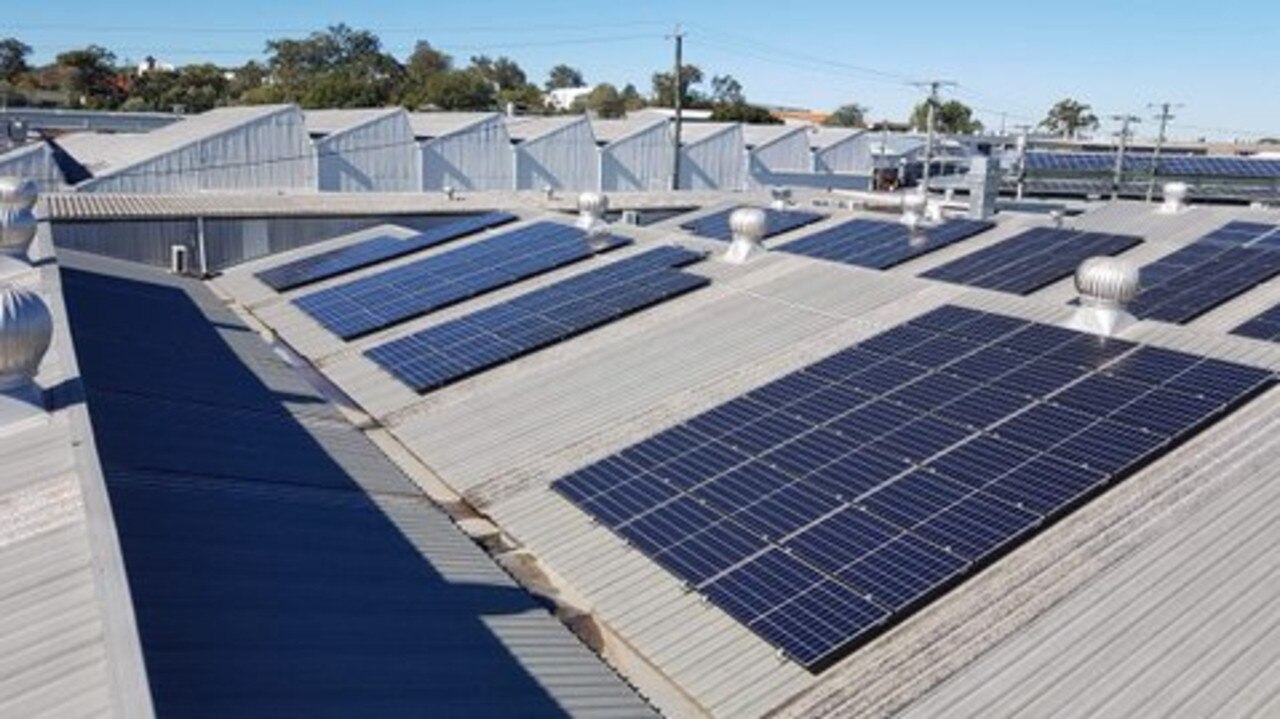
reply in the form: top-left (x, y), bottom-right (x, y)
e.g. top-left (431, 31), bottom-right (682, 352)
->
top-left (921, 227), bottom-right (1142, 295)
top-left (367, 247), bottom-right (709, 392)
top-left (554, 305), bottom-right (1273, 671)
top-left (1232, 303), bottom-right (1280, 342)
top-left (294, 222), bottom-right (629, 339)
top-left (778, 218), bottom-right (994, 269)
top-left (1024, 152), bottom-right (1280, 179)
top-left (1128, 221), bottom-right (1280, 324)
top-left (680, 207), bottom-right (826, 241)
top-left (256, 212), bottom-right (518, 291)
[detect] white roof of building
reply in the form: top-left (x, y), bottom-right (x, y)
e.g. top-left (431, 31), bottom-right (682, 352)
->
top-left (591, 117), bottom-right (668, 145)
top-left (407, 111), bottom-right (500, 140)
top-left (741, 123), bottom-right (805, 149)
top-left (209, 194), bottom-right (1280, 717)
top-left (303, 107), bottom-right (405, 136)
top-left (504, 115), bottom-right (589, 143)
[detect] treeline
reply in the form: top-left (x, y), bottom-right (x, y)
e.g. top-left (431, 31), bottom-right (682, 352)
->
top-left (0, 25), bottom-right (783, 122)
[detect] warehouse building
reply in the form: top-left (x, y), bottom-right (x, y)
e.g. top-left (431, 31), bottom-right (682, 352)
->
top-left (306, 108), bottom-right (418, 193)
top-left (414, 112), bottom-right (513, 192)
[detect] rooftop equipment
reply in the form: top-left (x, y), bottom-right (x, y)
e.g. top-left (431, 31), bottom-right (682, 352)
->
top-left (1064, 256), bottom-right (1141, 337)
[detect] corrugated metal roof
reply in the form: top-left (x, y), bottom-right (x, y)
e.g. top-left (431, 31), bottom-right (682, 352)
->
top-left (53, 132), bottom-right (146, 174)
top-left (0, 230), bottom-right (153, 718)
top-left (408, 112), bottom-right (500, 140)
top-left (808, 127), bottom-right (863, 150)
top-left (741, 124), bottom-right (804, 150)
top-left (304, 107), bottom-right (406, 136)
top-left (213, 197), bottom-right (1280, 717)
top-left (679, 122), bottom-right (740, 146)
top-left (60, 249), bottom-right (655, 718)
top-left (591, 117), bottom-right (668, 145)
top-left (505, 115), bottom-right (590, 143)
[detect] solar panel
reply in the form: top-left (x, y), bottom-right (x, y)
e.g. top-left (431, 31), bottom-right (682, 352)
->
top-left (1023, 152), bottom-right (1280, 179)
top-left (256, 212), bottom-right (518, 291)
top-left (922, 227), bottom-right (1142, 295)
top-left (1232, 303), bottom-right (1280, 342)
top-left (1128, 222), bottom-right (1280, 324)
top-left (294, 222), bottom-right (630, 339)
top-left (778, 218), bottom-right (993, 269)
top-left (680, 207), bottom-right (826, 241)
top-left (366, 247), bottom-right (709, 392)
top-left (553, 305), bottom-right (1273, 671)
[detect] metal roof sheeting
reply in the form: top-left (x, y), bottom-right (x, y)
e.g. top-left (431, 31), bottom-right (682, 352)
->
top-left (0, 230), bottom-right (153, 718)
top-left (310, 108), bottom-right (418, 192)
top-left (213, 197), bottom-right (1280, 718)
top-left (59, 249), bottom-right (655, 718)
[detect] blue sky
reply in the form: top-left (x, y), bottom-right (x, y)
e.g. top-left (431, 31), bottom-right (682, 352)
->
top-left (12, 0), bottom-right (1280, 140)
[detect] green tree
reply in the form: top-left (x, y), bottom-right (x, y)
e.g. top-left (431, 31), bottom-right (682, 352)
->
top-left (910, 99), bottom-right (983, 134)
top-left (620, 83), bottom-right (645, 111)
top-left (545, 64), bottom-right (585, 90)
top-left (401, 40), bottom-right (452, 108)
top-left (55, 45), bottom-right (121, 108)
top-left (580, 83), bottom-right (625, 118)
top-left (424, 69), bottom-right (496, 110)
top-left (499, 83), bottom-right (545, 113)
top-left (651, 64), bottom-right (704, 107)
top-left (1039, 98), bottom-right (1099, 139)
top-left (470, 55), bottom-right (526, 90)
top-left (229, 60), bottom-right (269, 100)
top-left (824, 103), bottom-right (868, 128)
top-left (710, 102), bottom-right (780, 124)
top-left (709, 74), bottom-right (744, 106)
top-left (263, 24), bottom-right (402, 106)
top-left (0, 38), bottom-right (32, 83)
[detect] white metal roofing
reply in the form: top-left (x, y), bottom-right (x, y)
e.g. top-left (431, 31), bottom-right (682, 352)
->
top-left (591, 117), bottom-right (668, 145)
top-left (0, 228), bottom-right (153, 718)
top-left (504, 115), bottom-right (591, 143)
top-left (212, 197), bottom-right (1280, 717)
top-left (408, 112), bottom-right (500, 140)
top-left (303, 107), bottom-right (406, 136)
top-left (741, 124), bottom-right (804, 150)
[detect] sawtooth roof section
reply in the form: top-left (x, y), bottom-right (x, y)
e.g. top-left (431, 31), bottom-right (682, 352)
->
top-left (303, 107), bottom-right (408, 137)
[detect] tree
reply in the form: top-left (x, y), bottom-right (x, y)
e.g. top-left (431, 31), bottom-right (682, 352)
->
top-left (0, 38), bottom-right (32, 83)
top-left (424, 69), bottom-right (496, 110)
top-left (1040, 98), bottom-right (1099, 139)
top-left (651, 64), bottom-right (704, 107)
top-left (498, 83), bottom-right (544, 113)
top-left (581, 83), bottom-right (625, 118)
top-left (545, 64), bottom-right (584, 90)
top-left (910, 99), bottom-right (983, 134)
top-left (55, 45), bottom-right (121, 108)
top-left (263, 24), bottom-right (402, 106)
top-left (470, 55), bottom-right (526, 90)
top-left (620, 83), bottom-right (645, 111)
top-left (824, 103), bottom-right (868, 128)
top-left (401, 40), bottom-right (453, 108)
top-left (710, 102), bottom-right (780, 124)
top-left (710, 74), bottom-right (743, 106)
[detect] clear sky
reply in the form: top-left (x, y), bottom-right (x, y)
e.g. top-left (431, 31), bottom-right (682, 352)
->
top-left (10, 0), bottom-right (1280, 141)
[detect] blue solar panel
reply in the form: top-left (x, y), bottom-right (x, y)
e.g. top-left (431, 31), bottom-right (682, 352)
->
top-left (367, 247), bottom-right (708, 392)
top-left (294, 222), bottom-right (630, 339)
top-left (778, 218), bottom-right (994, 269)
top-left (922, 227), bottom-right (1142, 295)
top-left (256, 212), bottom-right (518, 291)
top-left (553, 304), bottom-right (1273, 671)
top-left (1232, 302), bottom-right (1280, 342)
top-left (1024, 152), bottom-right (1280, 179)
top-left (680, 207), bottom-right (826, 241)
top-left (1128, 222), bottom-right (1280, 324)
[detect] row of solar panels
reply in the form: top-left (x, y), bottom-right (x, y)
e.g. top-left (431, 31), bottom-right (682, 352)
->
top-left (257, 208), bottom-right (1280, 407)
top-left (1023, 151), bottom-right (1280, 179)
top-left (553, 305), bottom-right (1274, 670)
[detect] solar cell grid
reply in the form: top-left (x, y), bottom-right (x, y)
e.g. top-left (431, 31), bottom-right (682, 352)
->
top-left (553, 304), bottom-right (1273, 671)
top-left (1128, 222), bottom-right (1280, 324)
top-left (1231, 302), bottom-right (1280, 342)
top-left (255, 212), bottom-right (518, 291)
top-left (366, 246), bottom-right (708, 392)
top-left (295, 221), bottom-right (630, 339)
top-left (921, 227), bottom-right (1142, 295)
top-left (679, 206), bottom-right (826, 241)
top-left (1024, 152), bottom-right (1280, 179)
top-left (779, 218), bottom-right (994, 270)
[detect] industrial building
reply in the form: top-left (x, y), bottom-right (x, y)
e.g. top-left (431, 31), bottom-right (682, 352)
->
top-left (3, 123), bottom-right (1280, 719)
top-left (306, 108), bottom-right (419, 193)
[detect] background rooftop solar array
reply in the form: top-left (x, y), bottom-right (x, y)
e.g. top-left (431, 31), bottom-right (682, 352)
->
top-left (777, 218), bottom-right (993, 270)
top-left (1128, 221), bottom-right (1280, 324)
top-left (255, 212), bottom-right (517, 292)
top-left (1024, 152), bottom-right (1280, 178)
top-left (554, 305), bottom-right (1272, 671)
top-left (367, 246), bottom-right (709, 392)
top-left (679, 207), bottom-right (826, 241)
top-left (1231, 303), bottom-right (1280, 342)
top-left (921, 227), bottom-right (1142, 295)
top-left (294, 222), bottom-right (629, 339)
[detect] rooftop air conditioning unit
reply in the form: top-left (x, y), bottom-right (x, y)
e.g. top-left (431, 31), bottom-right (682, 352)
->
top-left (170, 244), bottom-right (190, 275)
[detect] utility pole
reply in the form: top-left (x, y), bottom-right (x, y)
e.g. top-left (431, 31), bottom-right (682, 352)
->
top-left (911, 80), bottom-right (956, 197)
top-left (1012, 123), bottom-right (1032, 200)
top-left (1145, 102), bottom-right (1182, 202)
top-left (669, 25), bottom-right (685, 191)
top-left (1110, 113), bottom-right (1141, 200)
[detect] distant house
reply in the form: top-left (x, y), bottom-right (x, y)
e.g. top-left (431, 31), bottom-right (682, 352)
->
top-left (545, 86), bottom-right (595, 111)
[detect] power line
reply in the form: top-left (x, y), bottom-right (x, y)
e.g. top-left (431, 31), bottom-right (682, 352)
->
top-left (1109, 113), bottom-right (1141, 200)
top-left (1145, 101), bottom-right (1182, 201)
